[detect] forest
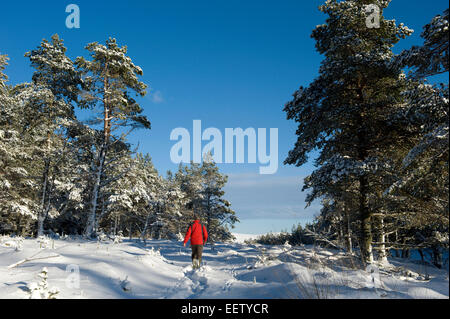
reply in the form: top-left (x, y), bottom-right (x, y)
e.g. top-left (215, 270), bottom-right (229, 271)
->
top-left (0, 37), bottom-right (238, 242)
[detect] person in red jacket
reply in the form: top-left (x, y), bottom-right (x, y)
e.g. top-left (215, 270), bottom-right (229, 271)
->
top-left (183, 215), bottom-right (208, 269)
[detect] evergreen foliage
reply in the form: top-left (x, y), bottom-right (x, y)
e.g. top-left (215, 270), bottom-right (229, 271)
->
top-left (0, 36), bottom-right (237, 242)
top-left (284, 2), bottom-right (448, 266)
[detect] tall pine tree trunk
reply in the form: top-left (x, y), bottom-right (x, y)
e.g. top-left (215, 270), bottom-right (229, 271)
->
top-left (140, 210), bottom-right (152, 242)
top-left (84, 65), bottom-right (111, 239)
top-left (378, 216), bottom-right (388, 263)
top-left (206, 194), bottom-right (212, 245)
top-left (359, 174), bottom-right (373, 264)
top-left (357, 82), bottom-right (373, 264)
top-left (37, 158), bottom-right (50, 237)
top-left (95, 197), bottom-right (107, 234)
top-left (84, 145), bottom-right (106, 238)
top-left (345, 208), bottom-right (352, 254)
top-left (37, 131), bottom-right (53, 238)
top-left (113, 215), bottom-right (119, 236)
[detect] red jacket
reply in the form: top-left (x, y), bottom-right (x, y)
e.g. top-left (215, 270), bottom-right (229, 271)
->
top-left (183, 220), bottom-right (208, 245)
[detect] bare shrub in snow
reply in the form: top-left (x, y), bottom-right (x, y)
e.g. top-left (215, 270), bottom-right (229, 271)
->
top-left (119, 276), bottom-right (131, 292)
top-left (37, 235), bottom-right (51, 249)
top-left (293, 266), bottom-right (340, 299)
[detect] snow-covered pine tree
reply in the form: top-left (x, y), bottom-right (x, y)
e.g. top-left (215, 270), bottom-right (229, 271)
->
top-left (25, 34), bottom-right (82, 104)
top-left (395, 9), bottom-right (448, 181)
top-left (175, 155), bottom-right (238, 242)
top-left (162, 170), bottom-right (188, 238)
top-left (199, 154), bottom-right (238, 243)
top-left (144, 174), bottom-right (183, 240)
top-left (396, 9), bottom-right (449, 79)
top-left (12, 83), bottom-right (75, 236)
top-left (105, 152), bottom-right (159, 240)
top-left (0, 55), bottom-right (37, 234)
top-left (386, 8), bottom-right (449, 266)
top-left (94, 138), bottom-right (137, 233)
top-left (23, 34), bottom-right (82, 237)
top-left (284, 0), bottom-right (414, 263)
top-left (75, 38), bottom-right (151, 238)
top-left (48, 122), bottom-right (100, 235)
top-left (102, 152), bottom-right (185, 241)
top-left (175, 162), bottom-right (204, 228)
top-left (394, 8), bottom-right (448, 206)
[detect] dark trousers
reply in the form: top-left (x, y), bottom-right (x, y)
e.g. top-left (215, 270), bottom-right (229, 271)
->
top-left (191, 245), bottom-right (204, 262)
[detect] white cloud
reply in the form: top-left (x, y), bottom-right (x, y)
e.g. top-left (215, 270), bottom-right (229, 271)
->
top-left (150, 90), bottom-right (164, 104)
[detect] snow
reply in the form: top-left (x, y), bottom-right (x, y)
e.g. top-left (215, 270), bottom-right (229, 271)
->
top-left (0, 236), bottom-right (448, 299)
top-left (231, 233), bottom-right (260, 243)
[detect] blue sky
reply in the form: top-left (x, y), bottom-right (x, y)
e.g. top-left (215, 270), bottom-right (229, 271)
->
top-left (1, 0), bottom-right (448, 234)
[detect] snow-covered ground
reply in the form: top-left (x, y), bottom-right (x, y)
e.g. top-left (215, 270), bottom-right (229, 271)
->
top-left (1, 235), bottom-right (448, 299)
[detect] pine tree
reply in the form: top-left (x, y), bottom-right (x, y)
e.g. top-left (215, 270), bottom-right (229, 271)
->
top-left (51, 123), bottom-right (101, 235)
top-left (0, 55), bottom-right (37, 234)
top-left (24, 34), bottom-right (82, 236)
top-left (199, 155), bottom-right (238, 243)
top-left (396, 9), bottom-right (449, 79)
top-left (175, 162), bottom-right (204, 223)
top-left (13, 83), bottom-right (74, 236)
top-left (150, 172), bottom-right (186, 240)
top-left (25, 34), bottom-right (82, 103)
top-left (284, 0), bottom-right (414, 263)
top-left (105, 153), bottom-right (159, 240)
top-left (385, 8), bottom-right (449, 266)
top-left (163, 170), bottom-right (188, 238)
top-left (2, 37), bottom-right (240, 242)
top-left (75, 38), bottom-right (151, 238)
top-left (175, 155), bottom-right (238, 243)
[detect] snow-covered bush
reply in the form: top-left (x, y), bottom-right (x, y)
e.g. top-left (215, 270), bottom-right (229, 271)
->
top-left (248, 248), bottom-right (278, 269)
top-left (282, 241), bottom-right (292, 252)
top-left (59, 233), bottom-right (69, 241)
top-left (113, 231), bottom-right (123, 244)
top-left (97, 232), bottom-right (108, 242)
top-left (96, 231), bottom-right (123, 244)
top-left (0, 236), bottom-right (24, 251)
top-left (27, 267), bottom-right (59, 299)
top-left (433, 231), bottom-right (449, 246)
top-left (147, 247), bottom-right (161, 257)
top-left (37, 235), bottom-right (51, 249)
top-left (176, 232), bottom-right (184, 241)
